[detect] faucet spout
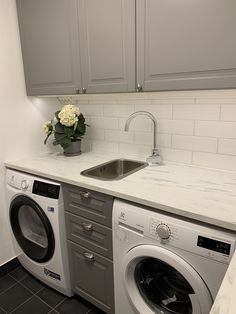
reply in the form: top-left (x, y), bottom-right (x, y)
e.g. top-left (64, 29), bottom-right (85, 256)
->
top-left (124, 111), bottom-right (162, 165)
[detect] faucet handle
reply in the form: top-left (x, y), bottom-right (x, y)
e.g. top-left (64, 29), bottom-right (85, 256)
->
top-left (146, 149), bottom-right (162, 165)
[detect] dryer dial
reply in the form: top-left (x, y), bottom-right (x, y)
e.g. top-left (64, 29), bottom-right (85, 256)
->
top-left (156, 223), bottom-right (171, 239)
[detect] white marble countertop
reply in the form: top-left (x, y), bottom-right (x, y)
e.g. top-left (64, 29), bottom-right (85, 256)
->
top-left (5, 151), bottom-right (236, 313)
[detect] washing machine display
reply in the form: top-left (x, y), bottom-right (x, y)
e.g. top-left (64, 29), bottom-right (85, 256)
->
top-left (10, 195), bottom-right (55, 263)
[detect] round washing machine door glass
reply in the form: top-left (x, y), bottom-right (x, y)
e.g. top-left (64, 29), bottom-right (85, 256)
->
top-left (10, 195), bottom-right (55, 263)
top-left (123, 245), bottom-right (213, 314)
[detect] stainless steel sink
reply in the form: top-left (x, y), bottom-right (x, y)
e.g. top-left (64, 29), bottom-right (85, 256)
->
top-left (80, 158), bottom-right (148, 180)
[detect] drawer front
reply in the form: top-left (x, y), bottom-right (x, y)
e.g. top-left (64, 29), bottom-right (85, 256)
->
top-left (65, 212), bottom-right (112, 259)
top-left (68, 241), bottom-right (114, 314)
top-left (63, 185), bottom-right (113, 227)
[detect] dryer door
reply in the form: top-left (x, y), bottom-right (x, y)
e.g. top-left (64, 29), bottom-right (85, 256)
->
top-left (10, 195), bottom-right (55, 263)
top-left (123, 245), bottom-right (212, 314)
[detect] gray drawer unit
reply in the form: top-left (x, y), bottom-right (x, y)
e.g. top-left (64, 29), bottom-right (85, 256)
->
top-left (64, 185), bottom-right (113, 227)
top-left (68, 241), bottom-right (114, 314)
top-left (65, 212), bottom-right (113, 259)
top-left (64, 183), bottom-right (114, 313)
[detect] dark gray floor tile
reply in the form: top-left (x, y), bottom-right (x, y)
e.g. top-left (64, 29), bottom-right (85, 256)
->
top-left (6, 258), bottom-right (20, 273)
top-left (0, 266), bottom-right (7, 279)
top-left (0, 283), bottom-right (32, 312)
top-left (20, 275), bottom-right (45, 293)
top-left (56, 296), bottom-right (91, 314)
top-left (0, 275), bottom-right (16, 294)
top-left (37, 286), bottom-right (65, 308)
top-left (11, 296), bottom-right (51, 314)
top-left (9, 266), bottom-right (29, 281)
top-left (88, 307), bottom-right (105, 314)
top-left (0, 307), bottom-right (5, 314)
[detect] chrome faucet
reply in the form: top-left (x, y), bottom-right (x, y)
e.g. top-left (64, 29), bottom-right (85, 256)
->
top-left (124, 111), bottom-right (162, 165)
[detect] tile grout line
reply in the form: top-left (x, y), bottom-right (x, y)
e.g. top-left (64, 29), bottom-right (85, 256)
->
top-left (0, 305), bottom-right (7, 314)
top-left (8, 294), bottom-right (35, 314)
top-left (51, 296), bottom-right (67, 313)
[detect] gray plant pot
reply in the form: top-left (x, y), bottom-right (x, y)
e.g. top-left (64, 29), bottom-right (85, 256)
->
top-left (63, 140), bottom-right (81, 156)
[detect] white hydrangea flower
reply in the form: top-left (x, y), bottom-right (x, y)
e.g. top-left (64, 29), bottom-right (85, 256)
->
top-left (58, 104), bottom-right (80, 127)
top-left (43, 121), bottom-right (52, 133)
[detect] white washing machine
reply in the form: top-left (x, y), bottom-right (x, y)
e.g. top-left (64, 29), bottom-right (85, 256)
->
top-left (6, 169), bottom-right (73, 297)
top-left (113, 199), bottom-right (236, 314)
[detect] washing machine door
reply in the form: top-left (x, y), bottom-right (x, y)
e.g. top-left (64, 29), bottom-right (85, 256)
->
top-left (123, 245), bottom-right (213, 314)
top-left (10, 195), bottom-right (55, 263)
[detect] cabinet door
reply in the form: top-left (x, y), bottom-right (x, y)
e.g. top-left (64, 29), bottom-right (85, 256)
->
top-left (16, 0), bottom-right (81, 95)
top-left (68, 241), bottom-right (114, 313)
top-left (77, 0), bottom-right (135, 93)
top-left (137, 0), bottom-right (236, 91)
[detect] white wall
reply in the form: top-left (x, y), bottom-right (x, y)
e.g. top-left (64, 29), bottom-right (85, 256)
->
top-left (0, 0), bottom-right (60, 265)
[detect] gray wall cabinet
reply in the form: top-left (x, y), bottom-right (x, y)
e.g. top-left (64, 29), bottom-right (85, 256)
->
top-left (136, 0), bottom-right (236, 91)
top-left (16, 0), bottom-right (135, 95)
top-left (16, 0), bottom-right (82, 96)
top-left (17, 0), bottom-right (236, 95)
top-left (64, 184), bottom-right (114, 314)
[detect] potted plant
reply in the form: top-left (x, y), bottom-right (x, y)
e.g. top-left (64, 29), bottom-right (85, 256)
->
top-left (43, 104), bottom-right (87, 156)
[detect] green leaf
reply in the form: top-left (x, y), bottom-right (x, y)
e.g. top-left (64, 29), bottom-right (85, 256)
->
top-left (54, 122), bottom-right (64, 134)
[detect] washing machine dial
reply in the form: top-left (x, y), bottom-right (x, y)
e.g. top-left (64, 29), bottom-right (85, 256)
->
top-left (21, 180), bottom-right (29, 191)
top-left (156, 223), bottom-right (171, 239)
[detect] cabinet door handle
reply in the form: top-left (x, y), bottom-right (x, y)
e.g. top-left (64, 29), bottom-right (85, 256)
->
top-left (79, 191), bottom-right (91, 199)
top-left (136, 84), bottom-right (143, 92)
top-left (82, 222), bottom-right (93, 231)
top-left (83, 252), bottom-right (94, 261)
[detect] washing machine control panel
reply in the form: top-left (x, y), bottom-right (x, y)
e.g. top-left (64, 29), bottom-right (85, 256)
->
top-left (148, 216), bottom-right (236, 264)
top-left (156, 223), bottom-right (171, 239)
top-left (149, 218), bottom-right (178, 243)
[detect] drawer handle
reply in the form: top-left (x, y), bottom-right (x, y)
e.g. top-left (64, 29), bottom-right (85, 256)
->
top-left (79, 191), bottom-right (91, 199)
top-left (83, 252), bottom-right (94, 261)
top-left (82, 222), bottom-right (93, 231)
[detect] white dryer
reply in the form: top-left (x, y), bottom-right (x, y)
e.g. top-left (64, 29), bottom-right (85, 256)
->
top-left (6, 169), bottom-right (73, 297)
top-left (113, 199), bottom-right (236, 314)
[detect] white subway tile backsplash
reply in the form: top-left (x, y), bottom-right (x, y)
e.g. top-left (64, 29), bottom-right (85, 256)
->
top-left (172, 135), bottom-right (217, 153)
top-left (119, 118), bottom-right (153, 132)
top-left (159, 120), bottom-right (194, 135)
top-left (173, 104), bottom-right (220, 120)
top-left (161, 148), bottom-right (193, 164)
top-left (134, 131), bottom-right (153, 145)
top-left (63, 90), bottom-right (236, 171)
top-left (134, 104), bottom-right (172, 119)
top-left (90, 117), bottom-right (119, 129)
top-left (195, 121), bottom-right (236, 139)
top-left (105, 130), bottom-right (134, 143)
top-left (85, 128), bottom-right (105, 141)
top-left (103, 104), bottom-right (134, 117)
top-left (78, 104), bottom-right (103, 116)
top-left (119, 143), bottom-right (152, 158)
top-left (134, 132), bottom-right (171, 148)
top-left (218, 139), bottom-right (236, 156)
top-left (192, 152), bottom-right (236, 171)
top-left (158, 134), bottom-right (172, 148)
top-left (92, 140), bottom-right (119, 153)
top-left (220, 104), bottom-right (236, 121)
